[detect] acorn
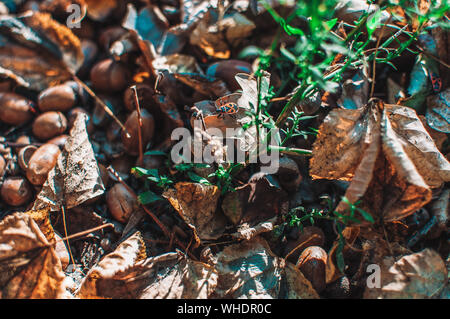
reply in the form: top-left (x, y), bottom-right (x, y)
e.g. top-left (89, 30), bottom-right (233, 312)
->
top-left (123, 84), bottom-right (155, 112)
top-left (18, 145), bottom-right (37, 172)
top-left (1, 176), bottom-right (33, 206)
top-left (47, 134), bottom-right (69, 149)
top-left (38, 83), bottom-right (77, 112)
top-left (0, 155), bottom-right (5, 178)
top-left (0, 93), bottom-right (34, 125)
top-left (32, 111), bottom-right (68, 141)
top-left (206, 60), bottom-right (253, 91)
top-left (90, 59), bottom-right (131, 92)
top-left (284, 226), bottom-right (325, 263)
top-left (121, 109), bottom-right (155, 156)
top-left (26, 143), bottom-right (61, 185)
top-left (296, 246), bottom-right (328, 293)
top-left (106, 183), bottom-right (137, 223)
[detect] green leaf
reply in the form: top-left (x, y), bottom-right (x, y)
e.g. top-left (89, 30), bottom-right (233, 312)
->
top-left (366, 9), bottom-right (382, 38)
top-left (238, 46), bottom-right (264, 59)
top-left (357, 208), bottom-right (375, 224)
top-left (324, 18), bottom-right (338, 31)
top-left (187, 171), bottom-right (211, 185)
top-left (138, 190), bottom-right (162, 205)
top-left (132, 167), bottom-right (159, 178)
top-left (144, 150), bottom-right (167, 156)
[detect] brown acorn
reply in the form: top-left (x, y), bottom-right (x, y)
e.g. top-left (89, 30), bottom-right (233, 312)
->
top-left (0, 93), bottom-right (34, 125)
top-left (284, 226), bottom-right (325, 263)
top-left (98, 26), bottom-right (128, 51)
top-left (32, 111), bottom-right (68, 141)
top-left (1, 176), bottom-right (33, 206)
top-left (47, 134), bottom-right (69, 148)
top-left (90, 58), bottom-right (131, 92)
top-left (106, 183), bottom-right (137, 223)
top-left (206, 60), bottom-right (253, 91)
top-left (18, 145), bottom-right (37, 172)
top-left (296, 246), bottom-right (328, 293)
top-left (0, 155), bottom-right (5, 178)
top-left (38, 83), bottom-right (77, 112)
top-left (121, 109), bottom-right (155, 156)
top-left (26, 143), bottom-right (61, 185)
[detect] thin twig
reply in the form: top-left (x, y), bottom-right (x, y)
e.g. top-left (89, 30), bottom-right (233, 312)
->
top-left (61, 206), bottom-right (76, 266)
top-left (131, 85), bottom-right (144, 166)
top-left (58, 223), bottom-right (114, 242)
top-left (71, 74), bottom-right (130, 138)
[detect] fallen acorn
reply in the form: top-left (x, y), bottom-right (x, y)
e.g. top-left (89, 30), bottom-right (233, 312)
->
top-left (121, 109), bottom-right (155, 156)
top-left (284, 226), bottom-right (325, 263)
top-left (296, 246), bottom-right (328, 293)
top-left (206, 60), bottom-right (253, 91)
top-left (90, 58), bottom-right (131, 92)
top-left (106, 183), bottom-right (137, 223)
top-left (18, 145), bottom-right (37, 171)
top-left (0, 92), bottom-right (34, 126)
top-left (38, 83), bottom-right (77, 112)
top-left (47, 134), bottom-right (69, 148)
top-left (25, 143), bottom-right (61, 185)
top-left (0, 155), bottom-right (5, 178)
top-left (0, 176), bottom-right (33, 206)
top-left (32, 111), bottom-right (68, 141)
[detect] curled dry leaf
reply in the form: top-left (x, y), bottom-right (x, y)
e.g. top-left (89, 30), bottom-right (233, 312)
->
top-left (33, 113), bottom-right (105, 211)
top-left (152, 54), bottom-right (203, 74)
top-left (311, 100), bottom-right (450, 223)
top-left (163, 182), bottom-right (226, 244)
top-left (213, 236), bottom-right (318, 298)
top-left (0, 11), bottom-right (83, 91)
top-left (0, 213), bottom-right (67, 299)
top-left (426, 89), bottom-right (450, 133)
top-left (85, 0), bottom-right (116, 22)
top-left (190, 11), bottom-right (255, 59)
top-left (363, 248), bottom-right (447, 299)
top-left (78, 232), bottom-right (218, 299)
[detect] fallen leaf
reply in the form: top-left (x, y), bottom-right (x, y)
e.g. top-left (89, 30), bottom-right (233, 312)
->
top-left (163, 182), bottom-right (226, 244)
top-left (85, 0), bottom-right (116, 22)
top-left (78, 232), bottom-right (217, 299)
top-left (426, 89), bottom-right (450, 133)
top-left (33, 113), bottom-right (105, 211)
top-left (213, 236), bottom-right (319, 298)
top-left (0, 11), bottom-right (83, 91)
top-left (190, 11), bottom-right (255, 58)
top-left (0, 213), bottom-right (67, 298)
top-left (311, 100), bottom-right (450, 223)
top-left (363, 248), bottom-right (447, 299)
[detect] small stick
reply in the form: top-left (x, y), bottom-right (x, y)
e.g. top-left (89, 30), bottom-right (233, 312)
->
top-left (61, 206), bottom-right (76, 267)
top-left (131, 85), bottom-right (144, 166)
top-left (71, 74), bottom-right (130, 138)
top-left (58, 223), bottom-right (114, 242)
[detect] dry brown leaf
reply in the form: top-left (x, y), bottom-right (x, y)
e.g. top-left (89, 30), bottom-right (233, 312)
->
top-left (311, 100), bottom-right (450, 223)
top-left (190, 11), bottom-right (255, 58)
top-left (25, 208), bottom-right (55, 243)
top-left (33, 113), bottom-right (105, 211)
top-left (78, 232), bottom-right (217, 299)
top-left (0, 213), bottom-right (67, 299)
top-left (85, 0), bottom-right (117, 21)
top-left (163, 182), bottom-right (226, 244)
top-left (0, 12), bottom-right (83, 91)
top-left (426, 89), bottom-right (450, 134)
top-left (363, 248), bottom-right (447, 299)
top-left (213, 236), bottom-right (319, 298)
